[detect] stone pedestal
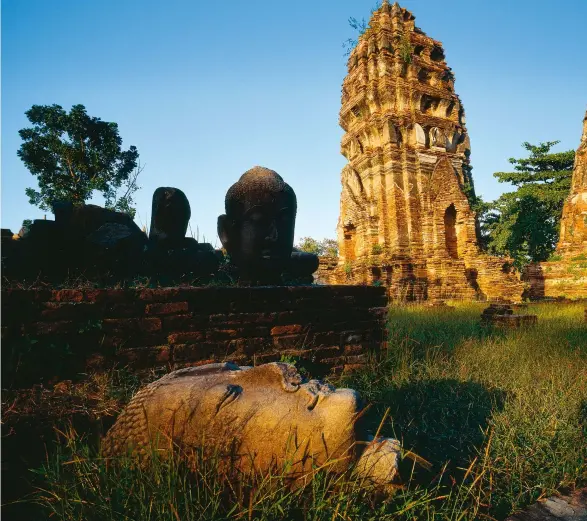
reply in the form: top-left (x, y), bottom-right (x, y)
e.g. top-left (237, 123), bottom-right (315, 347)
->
top-left (483, 314), bottom-right (538, 329)
top-left (481, 304), bottom-right (537, 329)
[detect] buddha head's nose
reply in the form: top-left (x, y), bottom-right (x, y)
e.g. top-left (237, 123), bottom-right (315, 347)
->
top-left (265, 220), bottom-right (278, 242)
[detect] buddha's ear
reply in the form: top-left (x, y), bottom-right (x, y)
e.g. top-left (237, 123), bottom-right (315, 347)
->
top-left (217, 214), bottom-right (232, 249)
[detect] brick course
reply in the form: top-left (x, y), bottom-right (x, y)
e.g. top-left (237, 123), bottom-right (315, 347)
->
top-left (2, 285), bottom-right (387, 382)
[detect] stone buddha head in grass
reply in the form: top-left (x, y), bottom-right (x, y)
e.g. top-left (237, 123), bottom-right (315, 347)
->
top-left (102, 362), bottom-right (401, 490)
top-left (217, 166), bottom-right (297, 285)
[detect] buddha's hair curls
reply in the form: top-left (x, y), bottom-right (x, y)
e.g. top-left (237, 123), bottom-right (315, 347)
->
top-left (225, 166), bottom-right (297, 218)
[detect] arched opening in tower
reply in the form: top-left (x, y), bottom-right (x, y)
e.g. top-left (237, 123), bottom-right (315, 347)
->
top-left (343, 224), bottom-right (357, 261)
top-left (444, 204), bottom-right (459, 259)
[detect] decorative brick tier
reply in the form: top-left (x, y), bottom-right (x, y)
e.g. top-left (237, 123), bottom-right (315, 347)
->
top-left (1, 286), bottom-right (387, 384)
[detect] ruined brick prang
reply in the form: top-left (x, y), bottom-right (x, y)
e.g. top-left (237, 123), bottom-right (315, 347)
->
top-left (333, 1), bottom-right (523, 301)
top-left (524, 110), bottom-right (587, 300)
top-left (557, 110), bottom-right (587, 257)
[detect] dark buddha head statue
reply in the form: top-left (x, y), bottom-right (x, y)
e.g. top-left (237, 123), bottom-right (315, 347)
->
top-left (217, 166), bottom-right (297, 284)
top-left (149, 187), bottom-right (191, 246)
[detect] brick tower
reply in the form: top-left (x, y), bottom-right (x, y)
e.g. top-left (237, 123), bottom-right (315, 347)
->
top-left (524, 110), bottom-right (587, 299)
top-left (557, 110), bottom-right (587, 257)
top-left (334, 1), bottom-right (523, 301)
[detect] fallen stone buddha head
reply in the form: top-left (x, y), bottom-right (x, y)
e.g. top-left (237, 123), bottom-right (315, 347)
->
top-left (217, 166), bottom-right (297, 285)
top-left (102, 362), bottom-right (400, 490)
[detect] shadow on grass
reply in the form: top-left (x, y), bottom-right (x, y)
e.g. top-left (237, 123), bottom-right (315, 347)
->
top-left (1, 410), bottom-right (114, 520)
top-left (1, 367), bottom-right (149, 520)
top-left (388, 379), bottom-right (505, 469)
top-left (355, 378), bottom-right (506, 483)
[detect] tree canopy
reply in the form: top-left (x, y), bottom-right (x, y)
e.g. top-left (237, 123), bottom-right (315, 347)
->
top-left (18, 104), bottom-right (141, 217)
top-left (296, 237), bottom-right (339, 257)
top-left (480, 141), bottom-right (575, 268)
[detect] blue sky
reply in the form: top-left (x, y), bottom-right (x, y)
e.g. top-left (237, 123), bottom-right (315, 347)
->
top-left (2, 0), bottom-right (586, 245)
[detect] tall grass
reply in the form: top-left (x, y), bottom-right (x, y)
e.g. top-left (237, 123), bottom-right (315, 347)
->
top-left (339, 301), bottom-right (587, 519)
top-left (7, 302), bottom-right (587, 520)
top-left (31, 426), bottom-right (503, 521)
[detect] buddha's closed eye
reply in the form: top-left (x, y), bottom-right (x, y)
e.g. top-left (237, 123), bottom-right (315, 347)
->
top-left (215, 384), bottom-right (243, 413)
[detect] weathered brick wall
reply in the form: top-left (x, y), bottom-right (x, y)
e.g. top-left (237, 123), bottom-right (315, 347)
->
top-left (523, 261), bottom-right (587, 300)
top-left (316, 256), bottom-right (339, 285)
top-left (2, 286), bottom-right (387, 384)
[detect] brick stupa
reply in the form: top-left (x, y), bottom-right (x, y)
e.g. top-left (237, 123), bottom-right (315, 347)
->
top-left (326, 1), bottom-right (523, 300)
top-left (524, 110), bottom-right (587, 299)
top-left (557, 111), bottom-right (587, 257)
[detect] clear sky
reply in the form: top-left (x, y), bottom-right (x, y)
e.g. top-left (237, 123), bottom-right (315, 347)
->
top-left (2, 0), bottom-right (586, 245)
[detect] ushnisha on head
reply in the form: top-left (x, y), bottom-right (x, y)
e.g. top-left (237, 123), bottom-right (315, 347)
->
top-left (217, 166), bottom-right (297, 285)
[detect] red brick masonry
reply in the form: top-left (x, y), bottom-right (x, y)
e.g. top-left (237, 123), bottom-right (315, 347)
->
top-left (2, 286), bottom-right (387, 377)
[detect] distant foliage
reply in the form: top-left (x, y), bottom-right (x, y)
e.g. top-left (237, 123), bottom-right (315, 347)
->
top-left (18, 104), bottom-right (141, 218)
top-left (296, 237), bottom-right (338, 257)
top-left (479, 141), bottom-right (574, 268)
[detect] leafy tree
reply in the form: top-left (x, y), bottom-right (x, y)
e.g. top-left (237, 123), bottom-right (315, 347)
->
top-left (321, 238), bottom-right (339, 257)
top-left (20, 219), bottom-right (33, 235)
top-left (296, 237), bottom-right (338, 257)
top-left (480, 141), bottom-right (574, 268)
top-left (18, 104), bottom-right (141, 217)
top-left (109, 161), bottom-right (143, 218)
top-left (296, 237), bottom-right (321, 255)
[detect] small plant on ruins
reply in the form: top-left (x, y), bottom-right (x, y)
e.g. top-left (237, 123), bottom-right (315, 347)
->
top-left (343, 261), bottom-right (353, 279)
top-left (479, 141), bottom-right (574, 269)
top-left (77, 319), bottom-right (103, 335)
top-left (278, 354), bottom-right (310, 378)
top-left (371, 244), bottom-right (383, 255)
top-left (18, 104), bottom-right (142, 217)
top-left (342, 2), bottom-right (381, 56)
top-left (398, 32), bottom-right (414, 64)
top-left (2, 334), bottom-right (76, 388)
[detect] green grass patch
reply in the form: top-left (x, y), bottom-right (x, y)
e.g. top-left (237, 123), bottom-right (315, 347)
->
top-left (339, 301), bottom-right (587, 519)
